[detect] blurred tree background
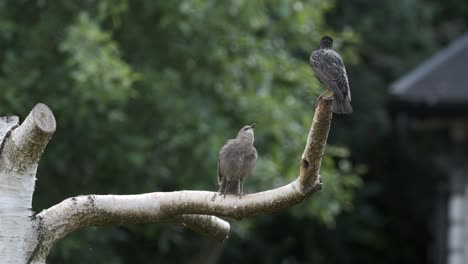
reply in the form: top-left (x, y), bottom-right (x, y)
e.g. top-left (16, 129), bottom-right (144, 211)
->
top-left (0, 0), bottom-right (467, 263)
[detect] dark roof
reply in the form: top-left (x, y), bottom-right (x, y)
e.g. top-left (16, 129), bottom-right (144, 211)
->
top-left (389, 33), bottom-right (468, 114)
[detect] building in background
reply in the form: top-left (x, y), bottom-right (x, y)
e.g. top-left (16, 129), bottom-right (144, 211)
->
top-left (389, 33), bottom-right (468, 264)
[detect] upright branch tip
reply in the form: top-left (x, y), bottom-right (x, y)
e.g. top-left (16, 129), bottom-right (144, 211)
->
top-left (299, 97), bottom-right (333, 192)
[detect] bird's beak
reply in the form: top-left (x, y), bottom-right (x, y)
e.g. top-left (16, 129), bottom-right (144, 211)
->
top-left (250, 123), bottom-right (256, 129)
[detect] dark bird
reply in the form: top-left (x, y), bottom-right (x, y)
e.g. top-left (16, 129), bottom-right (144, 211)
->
top-left (218, 124), bottom-right (258, 197)
top-left (309, 36), bottom-right (352, 114)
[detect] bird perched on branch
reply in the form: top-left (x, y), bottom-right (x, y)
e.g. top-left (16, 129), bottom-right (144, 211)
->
top-left (218, 124), bottom-right (257, 197)
top-left (309, 35), bottom-right (352, 114)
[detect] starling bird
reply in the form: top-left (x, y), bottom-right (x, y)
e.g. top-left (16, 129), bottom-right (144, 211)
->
top-left (309, 36), bottom-right (352, 114)
top-left (218, 124), bottom-right (258, 196)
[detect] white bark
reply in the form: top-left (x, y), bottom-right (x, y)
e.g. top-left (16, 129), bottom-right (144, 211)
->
top-left (0, 98), bottom-right (333, 264)
top-left (0, 104), bottom-right (55, 264)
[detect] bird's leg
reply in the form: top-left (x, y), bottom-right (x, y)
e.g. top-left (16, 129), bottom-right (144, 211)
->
top-left (315, 88), bottom-right (332, 107)
top-left (239, 180), bottom-right (244, 198)
top-left (224, 182), bottom-right (230, 198)
top-left (218, 180), bottom-right (226, 196)
top-left (324, 90), bottom-right (334, 99)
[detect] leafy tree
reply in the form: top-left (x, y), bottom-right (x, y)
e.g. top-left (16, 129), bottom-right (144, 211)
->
top-left (0, 1), bottom-right (361, 263)
top-left (327, 0), bottom-right (468, 263)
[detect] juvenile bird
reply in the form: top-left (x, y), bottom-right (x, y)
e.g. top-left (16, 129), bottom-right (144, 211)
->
top-left (309, 36), bottom-right (352, 114)
top-left (218, 124), bottom-right (257, 197)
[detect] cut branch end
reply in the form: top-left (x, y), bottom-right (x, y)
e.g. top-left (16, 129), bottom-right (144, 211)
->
top-left (1, 103), bottom-right (56, 172)
top-left (32, 103), bottom-right (56, 134)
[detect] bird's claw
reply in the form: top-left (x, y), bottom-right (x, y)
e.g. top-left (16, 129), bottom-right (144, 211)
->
top-left (315, 96), bottom-right (322, 108)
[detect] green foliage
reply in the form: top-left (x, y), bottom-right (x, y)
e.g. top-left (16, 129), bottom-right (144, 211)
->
top-left (60, 13), bottom-right (139, 108)
top-left (326, 0), bottom-right (468, 263)
top-left (0, 0), bottom-right (365, 263)
top-left (4, 0), bottom-right (466, 263)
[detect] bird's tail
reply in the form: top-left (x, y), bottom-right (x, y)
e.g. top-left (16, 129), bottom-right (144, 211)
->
top-left (332, 95), bottom-right (353, 114)
top-left (218, 180), bottom-right (241, 195)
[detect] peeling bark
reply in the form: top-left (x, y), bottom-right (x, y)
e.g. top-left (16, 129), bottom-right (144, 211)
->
top-left (0, 98), bottom-right (333, 263)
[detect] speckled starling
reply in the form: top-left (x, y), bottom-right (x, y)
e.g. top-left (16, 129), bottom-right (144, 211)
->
top-left (218, 124), bottom-right (258, 196)
top-left (309, 36), bottom-right (352, 114)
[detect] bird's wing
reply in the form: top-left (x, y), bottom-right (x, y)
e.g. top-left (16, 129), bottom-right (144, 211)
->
top-left (309, 51), bottom-right (326, 85)
top-left (310, 50), bottom-right (350, 101)
top-left (241, 147), bottom-right (257, 181)
top-left (217, 139), bottom-right (235, 184)
top-left (343, 66), bottom-right (351, 101)
top-left (333, 51), bottom-right (351, 101)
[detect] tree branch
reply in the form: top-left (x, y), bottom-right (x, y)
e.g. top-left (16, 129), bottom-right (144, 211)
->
top-left (33, 194), bottom-right (230, 261)
top-left (300, 97), bottom-right (333, 192)
top-left (173, 214), bottom-right (229, 240)
top-left (36, 194), bottom-right (230, 241)
top-left (0, 103), bottom-right (56, 173)
top-left (33, 98), bottom-right (333, 260)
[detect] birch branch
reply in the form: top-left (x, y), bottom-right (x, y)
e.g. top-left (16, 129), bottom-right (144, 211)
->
top-left (32, 98), bottom-right (333, 261)
top-left (31, 194), bottom-right (230, 262)
top-left (0, 103), bottom-right (56, 173)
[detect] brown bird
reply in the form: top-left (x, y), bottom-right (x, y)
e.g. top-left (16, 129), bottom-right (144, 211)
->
top-left (218, 124), bottom-right (257, 196)
top-left (310, 35), bottom-right (352, 114)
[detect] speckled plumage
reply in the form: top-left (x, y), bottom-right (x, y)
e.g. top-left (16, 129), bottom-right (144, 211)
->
top-left (218, 124), bottom-right (257, 196)
top-left (310, 36), bottom-right (352, 114)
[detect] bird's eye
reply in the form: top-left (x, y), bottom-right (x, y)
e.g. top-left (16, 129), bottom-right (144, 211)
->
top-left (244, 127), bottom-right (250, 131)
